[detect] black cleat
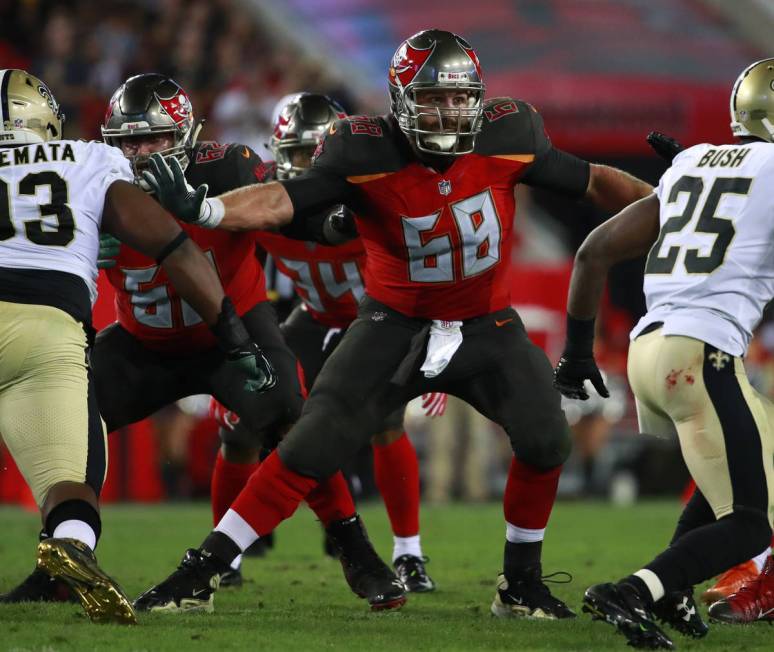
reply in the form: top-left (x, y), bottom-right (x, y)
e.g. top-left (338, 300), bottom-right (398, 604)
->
top-left (394, 555), bottom-right (435, 593)
top-left (653, 588), bottom-right (708, 638)
top-left (133, 549), bottom-right (223, 613)
top-left (583, 582), bottom-right (674, 649)
top-left (325, 515), bottom-right (406, 611)
top-left (37, 538), bottom-right (136, 624)
top-left (218, 567), bottom-right (243, 588)
top-left (491, 565), bottom-right (576, 619)
top-left (0, 567), bottom-right (76, 604)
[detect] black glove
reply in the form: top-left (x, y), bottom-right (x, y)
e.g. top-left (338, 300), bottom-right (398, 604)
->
top-left (553, 355), bottom-right (609, 400)
top-left (553, 315), bottom-right (609, 400)
top-left (646, 131), bottom-right (683, 163)
top-left (142, 153), bottom-right (209, 225)
top-left (97, 233), bottom-right (121, 269)
top-left (322, 205), bottom-right (358, 245)
top-left (211, 298), bottom-right (277, 393)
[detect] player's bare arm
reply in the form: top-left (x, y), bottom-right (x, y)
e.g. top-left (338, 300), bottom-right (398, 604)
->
top-left (554, 193), bottom-right (660, 400)
top-left (584, 163), bottom-right (654, 213)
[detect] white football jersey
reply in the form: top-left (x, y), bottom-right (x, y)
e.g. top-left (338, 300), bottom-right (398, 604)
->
top-left (631, 142), bottom-right (774, 356)
top-left (0, 140), bottom-right (132, 303)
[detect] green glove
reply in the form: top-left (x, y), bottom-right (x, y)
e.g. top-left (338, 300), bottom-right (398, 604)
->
top-left (143, 153), bottom-right (214, 225)
top-left (97, 233), bottom-right (121, 269)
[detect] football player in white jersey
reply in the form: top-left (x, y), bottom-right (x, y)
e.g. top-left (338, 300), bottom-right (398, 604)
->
top-left (553, 58), bottom-right (774, 648)
top-left (0, 69), bottom-right (275, 624)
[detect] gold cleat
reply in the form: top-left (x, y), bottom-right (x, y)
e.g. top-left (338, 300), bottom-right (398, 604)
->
top-left (36, 538), bottom-right (137, 625)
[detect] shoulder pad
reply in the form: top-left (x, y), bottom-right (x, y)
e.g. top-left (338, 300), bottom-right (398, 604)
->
top-left (475, 98), bottom-right (551, 158)
top-left (312, 115), bottom-right (408, 178)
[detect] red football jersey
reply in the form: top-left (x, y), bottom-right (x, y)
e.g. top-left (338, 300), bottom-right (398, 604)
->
top-left (107, 226), bottom-right (266, 353)
top-left (105, 141), bottom-right (271, 353)
top-left (305, 100), bottom-right (588, 320)
top-left (257, 232), bottom-right (365, 328)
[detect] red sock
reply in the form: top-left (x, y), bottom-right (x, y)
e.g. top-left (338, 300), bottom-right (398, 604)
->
top-left (503, 456), bottom-right (561, 530)
top-left (373, 433), bottom-right (420, 537)
top-left (230, 450), bottom-right (318, 536)
top-left (305, 471), bottom-right (356, 527)
top-left (210, 450), bottom-right (261, 526)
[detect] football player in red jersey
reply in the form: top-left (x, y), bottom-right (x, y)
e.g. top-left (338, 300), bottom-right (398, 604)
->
top-left (211, 92), bottom-right (443, 591)
top-left (1, 74), bottom-right (403, 612)
top-left (136, 29), bottom-right (653, 617)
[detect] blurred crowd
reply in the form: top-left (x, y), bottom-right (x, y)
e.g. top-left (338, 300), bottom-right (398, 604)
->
top-left (0, 0), bottom-right (357, 157)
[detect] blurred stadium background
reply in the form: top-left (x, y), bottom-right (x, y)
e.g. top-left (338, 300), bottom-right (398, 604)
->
top-left (1, 0), bottom-right (773, 511)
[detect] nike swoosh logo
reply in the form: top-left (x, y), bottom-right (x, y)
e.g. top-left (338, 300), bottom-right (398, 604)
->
top-left (242, 147), bottom-right (250, 159)
top-left (495, 318), bottom-right (514, 327)
top-left (760, 607), bottom-right (774, 618)
top-left (191, 588), bottom-right (209, 597)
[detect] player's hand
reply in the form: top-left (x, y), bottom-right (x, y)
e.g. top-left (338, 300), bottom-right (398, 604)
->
top-left (97, 233), bottom-right (121, 269)
top-left (322, 206), bottom-right (358, 245)
top-left (421, 392), bottom-right (447, 417)
top-left (142, 153), bottom-right (213, 225)
top-left (646, 131), bottom-right (683, 162)
top-left (211, 297), bottom-right (277, 393)
top-left (225, 341), bottom-right (278, 393)
top-left (553, 355), bottom-right (609, 400)
top-left (208, 397), bottom-right (241, 431)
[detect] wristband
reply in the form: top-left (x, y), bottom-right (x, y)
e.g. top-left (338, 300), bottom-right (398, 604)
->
top-left (564, 314), bottom-right (596, 357)
top-left (199, 197), bottom-right (225, 229)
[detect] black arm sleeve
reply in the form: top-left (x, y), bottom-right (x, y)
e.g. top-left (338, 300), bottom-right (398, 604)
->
top-left (520, 147), bottom-right (590, 199)
top-left (280, 166), bottom-right (356, 220)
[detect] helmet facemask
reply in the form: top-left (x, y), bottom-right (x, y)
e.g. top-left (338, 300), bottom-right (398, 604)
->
top-left (397, 82), bottom-right (484, 155)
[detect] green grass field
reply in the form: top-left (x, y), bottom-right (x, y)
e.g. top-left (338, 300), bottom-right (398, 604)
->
top-left (1, 501), bottom-right (770, 651)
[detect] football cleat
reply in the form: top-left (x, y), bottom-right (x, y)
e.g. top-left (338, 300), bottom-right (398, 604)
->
top-left (700, 559), bottom-right (758, 605)
top-left (583, 582), bottom-right (674, 649)
top-left (218, 567), bottom-right (243, 589)
top-left (325, 515), bottom-right (406, 611)
top-left (36, 538), bottom-right (136, 624)
top-left (133, 548), bottom-right (222, 613)
top-left (394, 555), bottom-right (436, 593)
top-left (708, 556), bottom-right (774, 624)
top-left (652, 588), bottom-right (708, 638)
top-left (490, 566), bottom-right (576, 619)
top-left (0, 567), bottom-right (76, 604)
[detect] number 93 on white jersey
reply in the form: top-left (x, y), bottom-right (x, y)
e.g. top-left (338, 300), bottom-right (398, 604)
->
top-left (632, 141), bottom-right (774, 356)
top-left (0, 140), bottom-right (133, 303)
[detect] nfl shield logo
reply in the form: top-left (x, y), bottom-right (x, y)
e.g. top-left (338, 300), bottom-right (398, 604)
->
top-left (438, 179), bottom-right (452, 196)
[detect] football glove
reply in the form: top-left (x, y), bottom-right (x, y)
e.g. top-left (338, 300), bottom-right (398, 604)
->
top-left (211, 298), bottom-right (277, 394)
top-left (421, 392), bottom-right (447, 417)
top-left (143, 153), bottom-right (223, 227)
top-left (322, 205), bottom-right (358, 245)
top-left (646, 131), bottom-right (684, 163)
top-left (553, 355), bottom-right (609, 400)
top-left (208, 397), bottom-right (240, 431)
top-left (97, 233), bottom-right (121, 269)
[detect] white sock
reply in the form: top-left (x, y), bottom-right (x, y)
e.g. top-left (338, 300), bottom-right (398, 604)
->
top-left (633, 569), bottom-right (665, 602)
top-left (214, 509), bottom-right (259, 553)
top-left (392, 535), bottom-right (422, 562)
top-left (52, 519), bottom-right (97, 551)
top-left (506, 522), bottom-right (545, 544)
top-left (752, 548), bottom-right (770, 572)
top-left (230, 554), bottom-right (243, 571)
